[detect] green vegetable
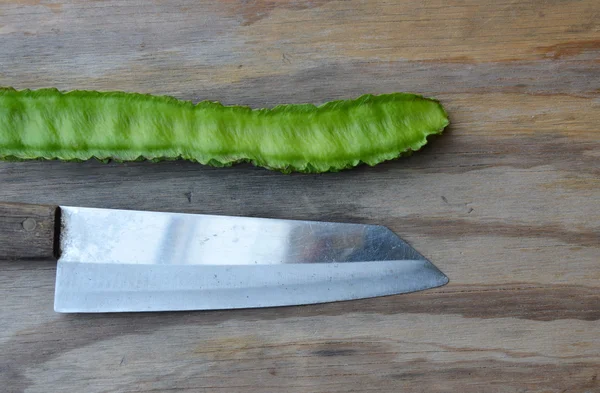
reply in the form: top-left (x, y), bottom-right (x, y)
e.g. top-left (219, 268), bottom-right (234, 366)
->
top-left (0, 87), bottom-right (448, 173)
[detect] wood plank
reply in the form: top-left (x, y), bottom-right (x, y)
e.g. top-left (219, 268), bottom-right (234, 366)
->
top-left (0, 0), bottom-right (598, 392)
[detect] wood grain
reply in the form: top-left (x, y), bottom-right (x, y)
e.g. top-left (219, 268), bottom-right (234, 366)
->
top-left (0, 0), bottom-right (599, 392)
top-left (0, 202), bottom-right (58, 260)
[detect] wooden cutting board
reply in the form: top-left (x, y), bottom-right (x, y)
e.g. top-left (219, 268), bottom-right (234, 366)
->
top-left (1, 1), bottom-right (598, 392)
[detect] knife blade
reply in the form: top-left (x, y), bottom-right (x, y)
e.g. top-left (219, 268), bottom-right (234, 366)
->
top-left (0, 202), bottom-right (449, 313)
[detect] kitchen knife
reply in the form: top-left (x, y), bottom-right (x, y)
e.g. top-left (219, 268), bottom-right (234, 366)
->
top-left (0, 202), bottom-right (449, 313)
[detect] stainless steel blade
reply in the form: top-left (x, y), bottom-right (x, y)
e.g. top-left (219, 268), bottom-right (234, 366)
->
top-left (54, 206), bottom-right (448, 312)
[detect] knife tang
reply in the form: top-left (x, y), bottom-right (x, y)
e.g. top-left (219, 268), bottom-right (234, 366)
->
top-left (0, 202), bottom-right (60, 261)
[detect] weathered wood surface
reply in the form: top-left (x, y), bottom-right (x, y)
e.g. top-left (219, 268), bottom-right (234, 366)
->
top-left (0, 202), bottom-right (58, 261)
top-left (0, 0), bottom-right (598, 392)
